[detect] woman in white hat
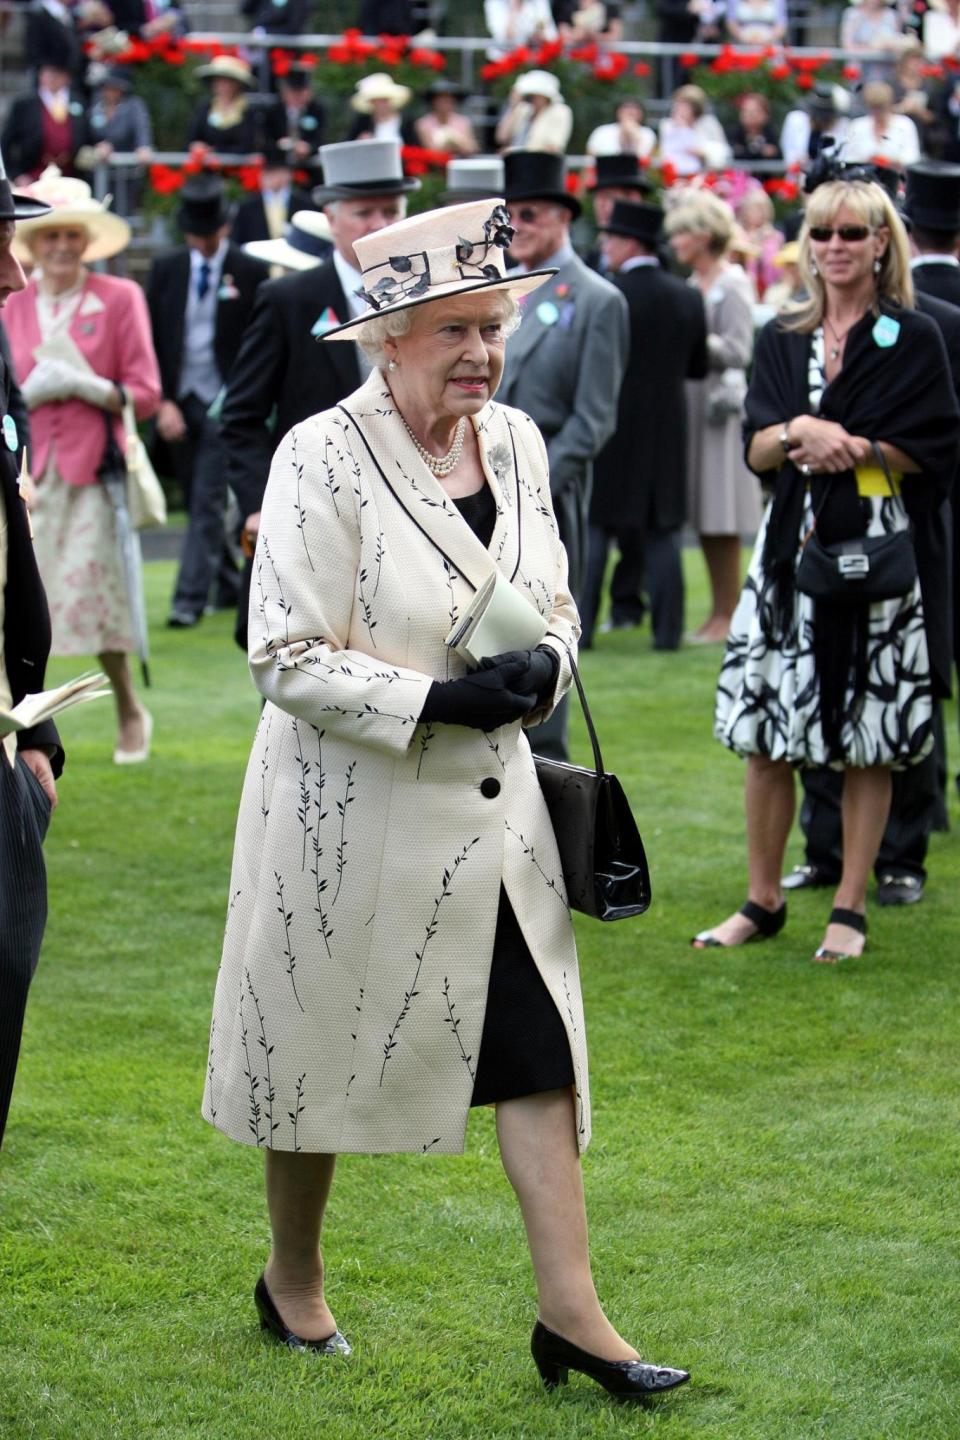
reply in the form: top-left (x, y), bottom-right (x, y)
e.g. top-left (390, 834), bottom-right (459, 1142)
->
top-left (202, 197), bottom-right (690, 1401)
top-left (495, 70), bottom-right (573, 155)
top-left (188, 55), bottom-right (280, 156)
top-left (346, 72), bottom-right (417, 147)
top-left (4, 170), bottom-right (161, 762)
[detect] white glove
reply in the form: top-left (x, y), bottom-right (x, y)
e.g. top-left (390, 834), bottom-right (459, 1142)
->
top-left (20, 358), bottom-right (78, 410)
top-left (68, 370), bottom-right (117, 409)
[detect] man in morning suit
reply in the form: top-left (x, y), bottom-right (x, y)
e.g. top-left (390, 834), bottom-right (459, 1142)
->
top-left (146, 176), bottom-right (268, 628)
top-left (582, 201), bottom-right (708, 652)
top-left (0, 158), bottom-right (62, 1148)
top-left (583, 153), bottom-right (652, 276)
top-left (229, 146), bottom-right (316, 249)
top-left (496, 150), bottom-right (629, 759)
top-left (785, 162), bottom-right (960, 906)
top-left (219, 140), bottom-right (419, 648)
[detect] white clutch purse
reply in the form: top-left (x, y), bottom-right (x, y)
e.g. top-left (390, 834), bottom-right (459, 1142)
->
top-left (445, 569), bottom-right (548, 667)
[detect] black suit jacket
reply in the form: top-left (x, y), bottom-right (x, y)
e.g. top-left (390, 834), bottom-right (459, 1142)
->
top-left (230, 188), bottom-right (316, 247)
top-left (912, 259), bottom-right (960, 311)
top-left (913, 286), bottom-right (960, 691)
top-left (145, 244), bottom-right (268, 403)
top-left (272, 98), bottom-right (326, 162)
top-left (1, 94), bottom-right (88, 181)
top-left (0, 349), bottom-right (61, 774)
top-left (219, 259), bottom-right (362, 519)
top-left (591, 264), bottom-right (708, 533)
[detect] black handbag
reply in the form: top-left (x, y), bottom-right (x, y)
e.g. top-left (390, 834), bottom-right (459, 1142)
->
top-left (534, 654), bottom-right (651, 922)
top-left (795, 442), bottom-right (917, 605)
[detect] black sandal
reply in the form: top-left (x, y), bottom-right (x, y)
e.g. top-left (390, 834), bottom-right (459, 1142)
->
top-left (692, 899), bottom-right (786, 949)
top-left (813, 906), bottom-right (867, 964)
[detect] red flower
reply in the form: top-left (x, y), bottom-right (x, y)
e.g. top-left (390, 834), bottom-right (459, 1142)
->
top-left (149, 163), bottom-right (184, 195)
top-left (400, 144), bottom-right (451, 175)
top-left (565, 171), bottom-right (581, 195)
top-left (679, 52), bottom-right (699, 68)
top-left (769, 62), bottom-right (791, 80)
top-left (592, 52), bottom-right (629, 80)
top-left (661, 161), bottom-right (678, 187)
top-left (842, 63), bottom-right (861, 81)
top-left (409, 47), bottom-right (446, 70)
top-left (534, 38), bottom-right (564, 64)
top-left (569, 41), bottom-right (599, 63)
top-left (921, 62), bottom-right (945, 79)
top-left (795, 72), bottom-right (814, 89)
top-left (238, 163), bottom-right (264, 191)
top-left (633, 60), bottom-right (651, 76)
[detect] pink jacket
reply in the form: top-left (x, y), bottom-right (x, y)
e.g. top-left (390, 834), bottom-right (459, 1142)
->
top-left (5, 272), bottom-right (162, 487)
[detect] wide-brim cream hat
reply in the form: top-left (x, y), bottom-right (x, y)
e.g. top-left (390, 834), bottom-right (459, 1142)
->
top-left (244, 210), bottom-right (332, 271)
top-left (351, 72), bottom-right (413, 114)
top-left (12, 168), bottom-right (130, 262)
top-left (514, 69), bottom-right (563, 103)
top-left (195, 55), bottom-right (255, 88)
top-left (323, 198), bottom-right (554, 341)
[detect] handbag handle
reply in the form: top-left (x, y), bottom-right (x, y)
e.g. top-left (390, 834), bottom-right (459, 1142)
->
top-left (564, 649), bottom-right (605, 779)
top-left (806, 439), bottom-right (907, 530)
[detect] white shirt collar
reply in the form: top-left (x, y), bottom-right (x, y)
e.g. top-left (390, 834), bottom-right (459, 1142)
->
top-left (620, 255), bottom-right (659, 272)
top-left (189, 238), bottom-right (229, 280)
top-left (911, 253), bottom-right (960, 267)
top-left (333, 247), bottom-right (366, 317)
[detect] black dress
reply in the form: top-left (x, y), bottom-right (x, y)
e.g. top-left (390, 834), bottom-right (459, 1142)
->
top-left (450, 486), bottom-right (576, 1108)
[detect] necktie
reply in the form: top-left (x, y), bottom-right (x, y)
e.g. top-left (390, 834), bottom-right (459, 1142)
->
top-left (197, 260), bottom-right (211, 300)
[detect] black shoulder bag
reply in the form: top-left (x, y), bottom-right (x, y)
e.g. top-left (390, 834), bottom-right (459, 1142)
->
top-left (534, 654), bottom-right (651, 922)
top-left (795, 441), bottom-right (917, 604)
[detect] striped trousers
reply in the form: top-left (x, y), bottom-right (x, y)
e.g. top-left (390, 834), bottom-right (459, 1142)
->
top-left (0, 753), bottom-right (50, 1148)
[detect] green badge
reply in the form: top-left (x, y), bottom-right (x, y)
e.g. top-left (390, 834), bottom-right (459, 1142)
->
top-left (2, 414), bottom-right (17, 452)
top-left (872, 315), bottom-right (900, 349)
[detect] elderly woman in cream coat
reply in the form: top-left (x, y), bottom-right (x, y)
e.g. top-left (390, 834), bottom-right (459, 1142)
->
top-left (203, 199), bottom-right (689, 1401)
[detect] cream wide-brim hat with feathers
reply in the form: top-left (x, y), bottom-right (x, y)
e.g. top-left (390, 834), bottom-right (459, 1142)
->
top-left (322, 198), bottom-right (554, 341)
top-left (12, 168), bottom-right (130, 263)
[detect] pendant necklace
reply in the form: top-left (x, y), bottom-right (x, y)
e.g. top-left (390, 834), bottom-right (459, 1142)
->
top-left (824, 314), bottom-right (857, 361)
top-left (401, 414), bottom-right (466, 478)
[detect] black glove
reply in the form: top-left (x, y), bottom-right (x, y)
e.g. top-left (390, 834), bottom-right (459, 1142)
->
top-left (420, 654), bottom-right (539, 731)
top-left (478, 646), bottom-right (559, 703)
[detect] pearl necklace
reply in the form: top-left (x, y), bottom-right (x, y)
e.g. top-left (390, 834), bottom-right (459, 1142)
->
top-left (401, 414), bottom-right (466, 478)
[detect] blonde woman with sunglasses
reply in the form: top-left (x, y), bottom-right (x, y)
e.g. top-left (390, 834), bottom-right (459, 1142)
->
top-left (695, 177), bottom-right (959, 962)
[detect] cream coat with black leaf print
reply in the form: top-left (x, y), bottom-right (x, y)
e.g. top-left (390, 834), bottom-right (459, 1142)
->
top-left (203, 369), bottom-right (588, 1156)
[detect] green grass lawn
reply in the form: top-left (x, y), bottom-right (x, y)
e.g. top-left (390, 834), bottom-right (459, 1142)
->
top-left (1, 555), bottom-right (958, 1440)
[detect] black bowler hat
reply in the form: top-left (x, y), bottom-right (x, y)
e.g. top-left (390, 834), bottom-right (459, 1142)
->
top-left (502, 150), bottom-right (581, 218)
top-left (0, 146), bottom-right (51, 223)
top-left (601, 199), bottom-right (664, 245)
top-left (177, 175), bottom-right (230, 236)
top-left (588, 153), bottom-right (651, 194)
top-left (903, 160), bottom-right (960, 231)
top-left (279, 62), bottom-right (313, 89)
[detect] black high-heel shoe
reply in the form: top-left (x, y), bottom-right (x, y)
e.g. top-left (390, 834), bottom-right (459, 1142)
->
top-left (254, 1274), bottom-right (351, 1355)
top-left (531, 1319), bottom-right (689, 1399)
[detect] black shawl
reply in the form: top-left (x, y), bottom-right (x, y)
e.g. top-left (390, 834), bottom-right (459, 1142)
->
top-left (744, 304), bottom-right (959, 753)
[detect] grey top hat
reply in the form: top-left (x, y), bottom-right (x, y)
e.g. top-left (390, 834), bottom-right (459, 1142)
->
top-left (440, 156), bottom-right (505, 204)
top-left (311, 139), bottom-right (420, 204)
top-left (0, 145), bottom-right (52, 223)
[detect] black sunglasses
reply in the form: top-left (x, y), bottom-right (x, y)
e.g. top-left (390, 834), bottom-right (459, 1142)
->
top-left (508, 206), bottom-right (544, 225)
top-left (808, 224), bottom-right (872, 243)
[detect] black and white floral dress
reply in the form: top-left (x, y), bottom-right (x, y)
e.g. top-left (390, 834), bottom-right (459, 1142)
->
top-left (715, 328), bottom-right (934, 769)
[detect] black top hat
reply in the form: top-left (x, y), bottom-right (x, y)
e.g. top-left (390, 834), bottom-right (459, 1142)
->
top-left (0, 147), bottom-right (51, 223)
top-left (177, 175), bottom-right (230, 236)
top-left (279, 62), bottom-right (314, 88)
top-left (601, 199), bottom-right (664, 246)
top-left (424, 78), bottom-right (466, 102)
top-left (588, 153), bottom-right (651, 194)
top-left (502, 151), bottom-right (581, 219)
top-left (261, 143), bottom-right (293, 171)
top-left (903, 160), bottom-right (960, 231)
top-left (806, 82), bottom-right (840, 119)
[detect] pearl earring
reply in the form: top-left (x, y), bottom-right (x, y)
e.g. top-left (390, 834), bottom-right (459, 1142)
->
top-left (874, 258), bottom-right (882, 275)
top-left (387, 359), bottom-right (398, 372)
